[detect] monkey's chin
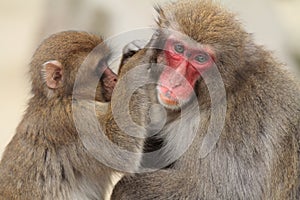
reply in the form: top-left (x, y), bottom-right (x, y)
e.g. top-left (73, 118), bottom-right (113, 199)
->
top-left (157, 89), bottom-right (182, 111)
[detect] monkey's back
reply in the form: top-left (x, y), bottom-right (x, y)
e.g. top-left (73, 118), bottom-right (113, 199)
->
top-left (0, 98), bottom-right (115, 200)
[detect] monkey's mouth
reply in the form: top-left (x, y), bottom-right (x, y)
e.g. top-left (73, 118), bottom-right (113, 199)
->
top-left (157, 85), bottom-right (179, 106)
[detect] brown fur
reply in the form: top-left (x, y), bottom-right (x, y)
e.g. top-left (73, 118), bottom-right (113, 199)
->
top-left (111, 0), bottom-right (300, 199)
top-left (0, 31), bottom-right (141, 200)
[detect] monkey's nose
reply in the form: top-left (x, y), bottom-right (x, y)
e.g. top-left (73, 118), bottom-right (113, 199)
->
top-left (185, 51), bottom-right (192, 58)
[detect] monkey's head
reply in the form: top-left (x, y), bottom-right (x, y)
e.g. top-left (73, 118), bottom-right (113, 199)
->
top-left (149, 0), bottom-right (251, 110)
top-left (30, 31), bottom-right (117, 102)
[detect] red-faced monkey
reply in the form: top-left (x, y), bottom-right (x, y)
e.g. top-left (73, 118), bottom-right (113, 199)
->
top-left (0, 31), bottom-right (141, 200)
top-left (111, 0), bottom-right (300, 199)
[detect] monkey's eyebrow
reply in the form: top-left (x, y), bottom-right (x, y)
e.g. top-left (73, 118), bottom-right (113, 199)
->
top-left (96, 59), bottom-right (107, 69)
top-left (95, 53), bottom-right (114, 71)
top-left (96, 52), bottom-right (112, 66)
top-left (104, 52), bottom-right (113, 61)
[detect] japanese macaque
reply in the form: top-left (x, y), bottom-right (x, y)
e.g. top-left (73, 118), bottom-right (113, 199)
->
top-left (0, 31), bottom-right (142, 200)
top-left (111, 0), bottom-right (300, 199)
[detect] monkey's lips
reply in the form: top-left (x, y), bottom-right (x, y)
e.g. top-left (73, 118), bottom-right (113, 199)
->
top-left (157, 86), bottom-right (179, 106)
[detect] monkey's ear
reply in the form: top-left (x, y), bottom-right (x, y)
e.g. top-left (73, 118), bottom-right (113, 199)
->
top-left (42, 60), bottom-right (63, 89)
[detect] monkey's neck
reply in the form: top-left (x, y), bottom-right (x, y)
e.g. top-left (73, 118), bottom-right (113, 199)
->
top-left (19, 96), bottom-right (77, 145)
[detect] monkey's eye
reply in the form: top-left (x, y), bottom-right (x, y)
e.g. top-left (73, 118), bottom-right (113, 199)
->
top-left (174, 43), bottom-right (185, 54)
top-left (195, 53), bottom-right (209, 63)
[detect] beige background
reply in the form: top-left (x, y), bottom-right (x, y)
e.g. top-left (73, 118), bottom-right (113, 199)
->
top-left (0, 0), bottom-right (300, 157)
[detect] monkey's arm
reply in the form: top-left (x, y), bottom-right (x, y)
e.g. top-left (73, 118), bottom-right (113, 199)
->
top-left (111, 170), bottom-right (193, 200)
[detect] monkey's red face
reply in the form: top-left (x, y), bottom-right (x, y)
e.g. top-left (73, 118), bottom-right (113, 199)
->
top-left (157, 36), bottom-right (215, 110)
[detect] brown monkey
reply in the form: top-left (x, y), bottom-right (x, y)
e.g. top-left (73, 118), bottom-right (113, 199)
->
top-left (111, 0), bottom-right (300, 199)
top-left (0, 31), bottom-right (142, 200)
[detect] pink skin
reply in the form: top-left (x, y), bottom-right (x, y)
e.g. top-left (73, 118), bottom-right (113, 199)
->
top-left (157, 36), bottom-right (215, 110)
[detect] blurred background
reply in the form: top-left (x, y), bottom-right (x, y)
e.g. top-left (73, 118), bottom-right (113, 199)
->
top-left (0, 0), bottom-right (299, 157)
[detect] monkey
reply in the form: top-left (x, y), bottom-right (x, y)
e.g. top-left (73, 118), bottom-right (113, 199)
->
top-left (0, 31), bottom-right (143, 200)
top-left (110, 0), bottom-right (300, 199)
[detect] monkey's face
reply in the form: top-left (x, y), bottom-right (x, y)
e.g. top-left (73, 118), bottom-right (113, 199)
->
top-left (41, 50), bottom-right (117, 102)
top-left (30, 31), bottom-right (117, 101)
top-left (71, 51), bottom-right (117, 102)
top-left (149, 0), bottom-right (252, 110)
top-left (155, 34), bottom-right (215, 110)
top-left (95, 57), bottom-right (118, 102)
